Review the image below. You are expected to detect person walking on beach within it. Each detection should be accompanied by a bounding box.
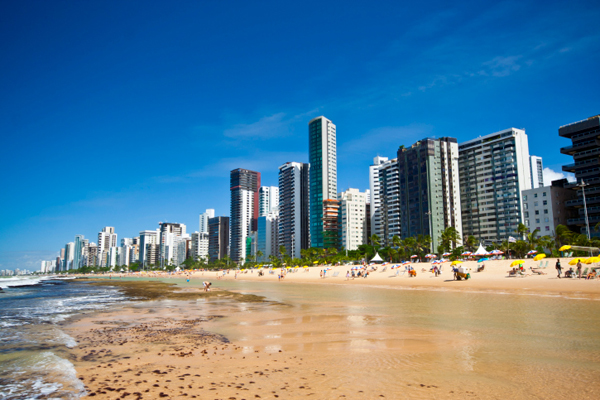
[346,271,350,280]
[556,259,562,278]
[320,270,323,279]
[577,260,582,278]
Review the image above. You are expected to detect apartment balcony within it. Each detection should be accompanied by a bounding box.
[567,216,600,225]
[560,139,600,155]
[565,196,600,207]
[562,158,600,173]
[563,176,600,189]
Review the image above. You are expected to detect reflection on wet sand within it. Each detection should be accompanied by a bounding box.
[68,279,600,399]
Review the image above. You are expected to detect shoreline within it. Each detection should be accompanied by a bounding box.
[76,257,600,299]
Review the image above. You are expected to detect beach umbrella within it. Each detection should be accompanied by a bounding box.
[451,260,463,266]
[477,258,489,262]
[569,258,586,265]
[425,254,437,259]
[402,260,411,264]
[510,260,525,267]
[313,261,319,264]
[461,251,472,256]
[410,255,418,258]
[442,252,451,257]
[490,249,504,255]
[526,250,537,255]
[533,254,546,261]
[303,265,309,268]
[559,245,572,252]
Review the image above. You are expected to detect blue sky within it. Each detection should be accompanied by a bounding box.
[1,0,599,271]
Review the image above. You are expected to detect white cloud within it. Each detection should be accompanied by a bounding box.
[339,124,432,159]
[223,113,291,139]
[543,167,575,185]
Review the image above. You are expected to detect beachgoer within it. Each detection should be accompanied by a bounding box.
[577,261,582,278]
[203,281,211,292]
[351,270,355,279]
[556,259,562,278]
[320,270,323,279]
[346,271,350,280]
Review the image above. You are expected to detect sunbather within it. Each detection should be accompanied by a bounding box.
[530,267,546,275]
[587,270,597,280]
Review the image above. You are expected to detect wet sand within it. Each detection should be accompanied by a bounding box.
[66,277,600,399]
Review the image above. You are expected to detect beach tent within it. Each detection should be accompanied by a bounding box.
[473,244,489,256]
[370,252,384,263]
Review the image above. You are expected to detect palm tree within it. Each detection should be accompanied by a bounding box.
[256,250,264,262]
[527,229,540,250]
[554,224,574,250]
[370,234,381,249]
[517,223,528,239]
[440,227,461,252]
[465,235,477,252]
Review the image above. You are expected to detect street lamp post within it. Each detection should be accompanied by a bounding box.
[578,180,591,241]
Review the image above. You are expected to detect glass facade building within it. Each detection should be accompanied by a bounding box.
[308,116,337,248]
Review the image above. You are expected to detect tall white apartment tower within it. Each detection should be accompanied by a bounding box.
[338,188,368,251]
[278,162,310,259]
[309,116,337,248]
[139,229,159,267]
[98,227,117,267]
[199,209,215,233]
[159,222,187,266]
[369,156,389,240]
[259,186,279,217]
[529,156,544,188]
[459,128,532,244]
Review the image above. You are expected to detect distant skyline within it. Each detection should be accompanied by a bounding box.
[1,0,599,270]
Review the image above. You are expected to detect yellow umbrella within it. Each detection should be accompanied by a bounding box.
[559,245,571,251]
[451,260,462,266]
[313,261,319,264]
[568,258,586,265]
[510,260,525,267]
[303,265,309,268]
[533,254,546,261]
[583,257,597,264]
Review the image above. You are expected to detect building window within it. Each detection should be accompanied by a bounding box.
[545,217,549,222]
[535,210,539,215]
[525,220,529,226]
[544,209,548,214]
[545,226,550,231]
[543,200,547,205]
[525,211,529,218]
[536,219,540,223]
[543,192,547,197]
[534,193,538,198]
[534,201,538,206]
[523,195,528,201]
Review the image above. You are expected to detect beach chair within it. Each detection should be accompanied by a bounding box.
[381,266,387,272]
[582,268,588,278]
[332,271,340,277]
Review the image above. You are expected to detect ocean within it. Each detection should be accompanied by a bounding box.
[0,277,128,400]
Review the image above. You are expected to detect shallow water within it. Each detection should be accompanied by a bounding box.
[0,279,128,399]
[182,279,600,399]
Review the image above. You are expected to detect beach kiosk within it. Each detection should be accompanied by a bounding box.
[370,252,384,263]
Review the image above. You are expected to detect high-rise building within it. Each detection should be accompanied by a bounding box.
[338,188,368,251]
[559,114,600,236]
[159,223,187,266]
[309,116,337,248]
[98,227,118,267]
[64,242,75,270]
[323,199,341,249]
[87,243,98,267]
[369,156,389,240]
[530,156,544,188]
[459,128,531,244]
[199,209,215,233]
[191,232,209,260]
[230,168,261,262]
[397,137,462,252]
[139,230,159,267]
[375,157,400,247]
[521,179,577,236]
[259,186,279,217]
[257,211,279,261]
[278,162,310,259]
[146,244,160,266]
[73,235,85,270]
[208,216,230,262]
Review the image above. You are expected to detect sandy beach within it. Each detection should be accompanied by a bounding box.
[64,262,600,400]
[165,257,600,299]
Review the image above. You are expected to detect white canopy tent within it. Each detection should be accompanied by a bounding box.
[473,244,489,256]
[370,252,384,263]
